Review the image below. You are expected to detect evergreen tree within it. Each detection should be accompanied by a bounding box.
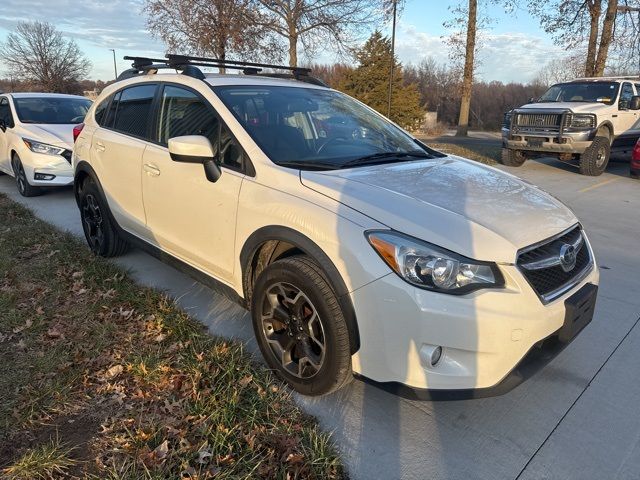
[338,31,424,130]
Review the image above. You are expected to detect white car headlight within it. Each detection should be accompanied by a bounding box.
[22,138,66,156]
[366,231,504,294]
[569,114,596,129]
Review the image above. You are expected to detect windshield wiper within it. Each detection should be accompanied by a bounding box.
[276,160,339,171]
[339,151,433,169]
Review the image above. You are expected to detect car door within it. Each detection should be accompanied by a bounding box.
[613,82,639,149]
[141,84,245,282]
[0,96,15,174]
[90,83,157,235]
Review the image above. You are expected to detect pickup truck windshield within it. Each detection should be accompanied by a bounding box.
[538,82,620,105]
[213,85,436,169]
[14,97,92,124]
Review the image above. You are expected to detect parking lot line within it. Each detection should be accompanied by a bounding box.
[578,178,618,193]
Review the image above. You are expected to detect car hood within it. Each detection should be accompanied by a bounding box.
[19,123,74,149]
[518,102,611,114]
[300,156,577,263]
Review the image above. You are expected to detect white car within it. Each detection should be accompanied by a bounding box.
[73,56,599,398]
[0,93,91,196]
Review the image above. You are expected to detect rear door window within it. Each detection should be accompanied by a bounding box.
[110,84,157,139]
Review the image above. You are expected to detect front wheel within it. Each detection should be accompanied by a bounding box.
[579,136,610,176]
[251,256,352,396]
[500,148,526,167]
[78,177,129,257]
[12,155,42,197]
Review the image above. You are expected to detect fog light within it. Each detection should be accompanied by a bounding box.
[34,173,56,181]
[430,346,443,366]
[420,344,443,368]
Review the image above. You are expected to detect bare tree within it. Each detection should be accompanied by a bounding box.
[144,0,278,72]
[254,0,384,67]
[0,21,90,93]
[530,0,639,77]
[454,0,477,137]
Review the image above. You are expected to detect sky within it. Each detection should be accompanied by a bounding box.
[0,0,568,84]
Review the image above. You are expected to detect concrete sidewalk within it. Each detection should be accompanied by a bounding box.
[0,156,638,480]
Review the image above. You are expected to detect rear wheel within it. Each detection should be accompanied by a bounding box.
[500,148,526,167]
[12,155,42,197]
[78,177,129,257]
[251,256,352,396]
[579,136,610,176]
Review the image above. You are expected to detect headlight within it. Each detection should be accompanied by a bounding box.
[366,231,504,294]
[569,114,596,129]
[22,138,65,156]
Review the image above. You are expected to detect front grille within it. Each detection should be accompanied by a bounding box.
[513,112,565,134]
[61,149,72,164]
[517,226,592,302]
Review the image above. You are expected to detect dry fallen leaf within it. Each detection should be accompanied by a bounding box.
[13,319,32,334]
[46,326,62,338]
[238,375,253,388]
[104,365,124,380]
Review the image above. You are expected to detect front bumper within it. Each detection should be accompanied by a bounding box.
[349,261,599,395]
[502,128,595,154]
[22,151,74,186]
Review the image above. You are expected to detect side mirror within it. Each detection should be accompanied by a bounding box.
[528,97,537,104]
[168,135,222,183]
[631,96,640,110]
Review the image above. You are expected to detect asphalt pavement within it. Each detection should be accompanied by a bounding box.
[0,153,638,480]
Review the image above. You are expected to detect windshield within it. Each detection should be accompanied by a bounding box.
[213,85,435,169]
[538,82,620,105]
[14,97,92,124]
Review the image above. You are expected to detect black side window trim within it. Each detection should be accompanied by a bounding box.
[154,82,255,177]
[100,83,159,142]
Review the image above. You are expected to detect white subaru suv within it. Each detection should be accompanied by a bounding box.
[72,56,599,399]
[0,93,92,196]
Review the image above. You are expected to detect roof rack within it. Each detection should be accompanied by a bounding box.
[117,54,327,87]
[572,75,640,81]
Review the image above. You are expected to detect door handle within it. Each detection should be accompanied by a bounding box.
[95,142,105,152]
[143,163,161,176]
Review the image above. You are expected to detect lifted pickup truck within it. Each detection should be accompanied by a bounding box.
[501,77,640,176]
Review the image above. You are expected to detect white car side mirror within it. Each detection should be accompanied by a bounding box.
[168,135,221,183]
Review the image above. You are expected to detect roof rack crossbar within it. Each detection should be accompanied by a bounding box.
[165,54,312,76]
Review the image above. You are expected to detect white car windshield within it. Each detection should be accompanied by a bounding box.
[14,97,92,124]
[538,82,620,105]
[213,85,439,169]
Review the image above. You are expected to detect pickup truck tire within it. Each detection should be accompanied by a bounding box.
[579,136,610,176]
[251,255,352,396]
[500,148,526,167]
[78,176,129,257]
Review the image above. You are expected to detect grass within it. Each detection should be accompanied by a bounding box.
[427,142,501,165]
[3,438,78,480]
[0,194,343,479]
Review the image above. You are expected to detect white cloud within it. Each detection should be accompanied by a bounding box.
[393,23,567,84]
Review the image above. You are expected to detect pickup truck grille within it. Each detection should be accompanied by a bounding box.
[517,225,592,303]
[515,113,562,129]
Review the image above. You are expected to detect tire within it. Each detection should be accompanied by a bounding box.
[251,255,352,396]
[579,136,610,176]
[78,176,129,257]
[12,155,42,197]
[500,148,526,167]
